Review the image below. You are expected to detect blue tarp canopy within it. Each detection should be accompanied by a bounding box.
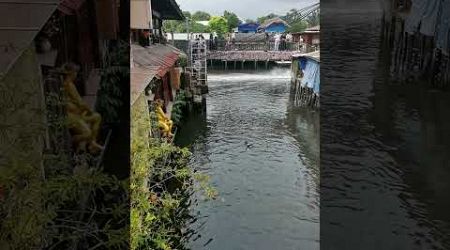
[238,23,259,33]
[263,23,286,33]
[300,57,320,94]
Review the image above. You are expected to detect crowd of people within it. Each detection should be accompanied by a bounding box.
[182,31,305,52]
[273,32,293,51]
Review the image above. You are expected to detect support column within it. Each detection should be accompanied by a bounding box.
[234,60,236,70]
[225,60,228,70]
[254,60,257,70]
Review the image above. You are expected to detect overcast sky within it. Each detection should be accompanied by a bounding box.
[177,0,319,20]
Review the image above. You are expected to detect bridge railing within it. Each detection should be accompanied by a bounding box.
[208,40,302,52]
[208,40,319,53]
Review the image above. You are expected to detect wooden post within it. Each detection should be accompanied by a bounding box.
[254,60,257,70]
[234,60,236,70]
[242,60,244,69]
[265,60,268,69]
[225,60,228,70]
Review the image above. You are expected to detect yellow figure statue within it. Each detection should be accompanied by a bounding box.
[154,99,173,138]
[61,63,103,154]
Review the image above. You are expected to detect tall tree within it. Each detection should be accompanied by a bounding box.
[190,23,208,33]
[287,20,308,33]
[208,16,228,36]
[192,11,211,21]
[306,10,320,27]
[223,10,241,32]
[183,11,191,19]
[257,13,278,25]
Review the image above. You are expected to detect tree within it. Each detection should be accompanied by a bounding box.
[192,11,211,21]
[190,22,208,33]
[208,16,228,35]
[183,11,191,19]
[287,20,308,33]
[223,10,241,32]
[306,10,320,27]
[284,9,301,24]
[163,20,184,33]
[257,13,278,25]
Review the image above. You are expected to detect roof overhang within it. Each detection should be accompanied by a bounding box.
[151,0,184,20]
[292,50,320,62]
[0,0,59,78]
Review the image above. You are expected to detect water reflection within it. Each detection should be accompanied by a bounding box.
[321,2,450,249]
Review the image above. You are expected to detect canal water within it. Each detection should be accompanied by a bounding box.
[321,3,450,250]
[175,68,320,250]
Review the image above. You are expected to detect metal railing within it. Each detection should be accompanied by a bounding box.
[209,40,300,51]
[208,40,318,53]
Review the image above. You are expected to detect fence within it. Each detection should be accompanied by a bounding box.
[210,40,300,51]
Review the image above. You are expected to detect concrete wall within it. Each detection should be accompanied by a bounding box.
[131,0,152,29]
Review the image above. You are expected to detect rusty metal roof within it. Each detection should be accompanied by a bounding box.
[0,0,59,78]
[131,65,158,105]
[130,43,184,105]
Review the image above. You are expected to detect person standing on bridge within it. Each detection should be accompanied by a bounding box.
[274,33,281,51]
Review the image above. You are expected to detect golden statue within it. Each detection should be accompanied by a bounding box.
[154,99,173,138]
[61,63,103,154]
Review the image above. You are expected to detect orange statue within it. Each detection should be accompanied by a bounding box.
[61,63,103,154]
[154,99,174,138]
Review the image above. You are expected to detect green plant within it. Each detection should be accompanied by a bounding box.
[208,16,228,35]
[171,90,187,126]
[177,55,188,68]
[223,10,240,32]
[131,96,216,250]
[95,40,129,124]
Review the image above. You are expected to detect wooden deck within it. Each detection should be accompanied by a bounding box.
[207,50,298,62]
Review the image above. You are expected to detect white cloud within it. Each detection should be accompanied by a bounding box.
[177,0,318,19]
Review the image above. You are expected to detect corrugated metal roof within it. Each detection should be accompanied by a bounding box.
[292,50,320,62]
[305,25,320,31]
[131,65,158,105]
[259,17,289,29]
[0,0,59,78]
[130,43,185,105]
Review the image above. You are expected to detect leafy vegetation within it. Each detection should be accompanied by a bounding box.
[163,7,319,35]
[0,53,128,249]
[191,11,211,21]
[257,13,279,25]
[171,90,187,126]
[95,40,129,124]
[208,16,228,35]
[223,10,241,32]
[131,96,216,250]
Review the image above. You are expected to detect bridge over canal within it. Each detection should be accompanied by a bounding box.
[207,50,299,69]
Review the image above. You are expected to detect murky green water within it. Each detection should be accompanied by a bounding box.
[175,68,319,250]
